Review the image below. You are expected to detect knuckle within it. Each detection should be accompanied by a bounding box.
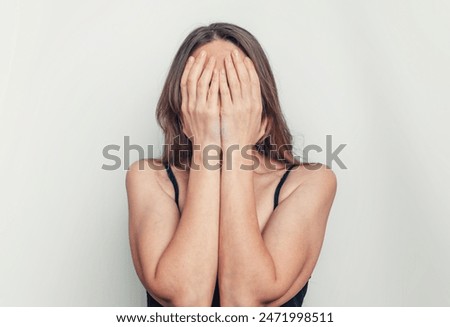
[240,75,250,84]
[208,88,216,97]
[187,75,197,85]
[197,88,206,98]
[197,79,207,88]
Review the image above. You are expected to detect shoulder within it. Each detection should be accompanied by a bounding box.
[285,162,337,206]
[125,158,171,197]
[290,162,336,186]
[126,158,164,182]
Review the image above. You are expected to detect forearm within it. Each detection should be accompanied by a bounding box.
[155,150,220,305]
[218,150,277,306]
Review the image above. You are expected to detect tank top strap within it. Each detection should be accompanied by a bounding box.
[164,163,180,212]
[166,163,297,212]
[273,164,297,210]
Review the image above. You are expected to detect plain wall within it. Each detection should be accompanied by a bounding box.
[1,0,449,306]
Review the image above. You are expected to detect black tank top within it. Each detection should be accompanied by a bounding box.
[146,163,309,307]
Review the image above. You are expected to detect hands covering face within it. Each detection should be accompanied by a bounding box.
[180,49,267,148]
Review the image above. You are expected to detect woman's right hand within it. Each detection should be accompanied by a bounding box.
[180,50,221,148]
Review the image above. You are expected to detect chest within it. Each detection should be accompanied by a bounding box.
[175,173,283,231]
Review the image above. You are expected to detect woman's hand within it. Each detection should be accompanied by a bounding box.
[180,50,221,148]
[219,50,267,148]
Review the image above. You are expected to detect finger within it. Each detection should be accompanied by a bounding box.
[219,68,232,109]
[207,68,219,106]
[197,56,216,104]
[231,49,251,97]
[180,56,195,112]
[224,52,241,102]
[187,50,208,110]
[243,57,262,108]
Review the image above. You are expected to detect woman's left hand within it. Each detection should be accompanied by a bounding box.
[219,50,267,149]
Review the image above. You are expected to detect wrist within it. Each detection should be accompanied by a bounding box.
[221,144,258,171]
[191,144,222,171]
[193,138,221,149]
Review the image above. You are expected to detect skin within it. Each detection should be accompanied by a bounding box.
[126,40,337,306]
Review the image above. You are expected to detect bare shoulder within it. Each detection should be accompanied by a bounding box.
[285,162,337,205]
[292,162,336,187]
[125,158,172,199]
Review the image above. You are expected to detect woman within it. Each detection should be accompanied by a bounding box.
[126,22,337,307]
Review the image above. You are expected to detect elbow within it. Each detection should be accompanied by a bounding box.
[169,291,213,307]
[219,282,284,307]
[221,297,264,307]
[221,295,283,307]
[146,280,214,307]
[219,287,278,307]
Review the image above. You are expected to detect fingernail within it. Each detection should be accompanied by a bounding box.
[200,50,206,57]
[188,56,194,63]
[233,49,239,57]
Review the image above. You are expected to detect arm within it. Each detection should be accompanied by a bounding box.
[127,51,221,306]
[219,151,268,306]
[219,160,336,306]
[217,50,337,306]
[127,156,220,306]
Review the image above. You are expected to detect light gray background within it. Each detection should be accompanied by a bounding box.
[1,0,449,306]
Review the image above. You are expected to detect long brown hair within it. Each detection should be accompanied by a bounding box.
[156,22,299,169]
